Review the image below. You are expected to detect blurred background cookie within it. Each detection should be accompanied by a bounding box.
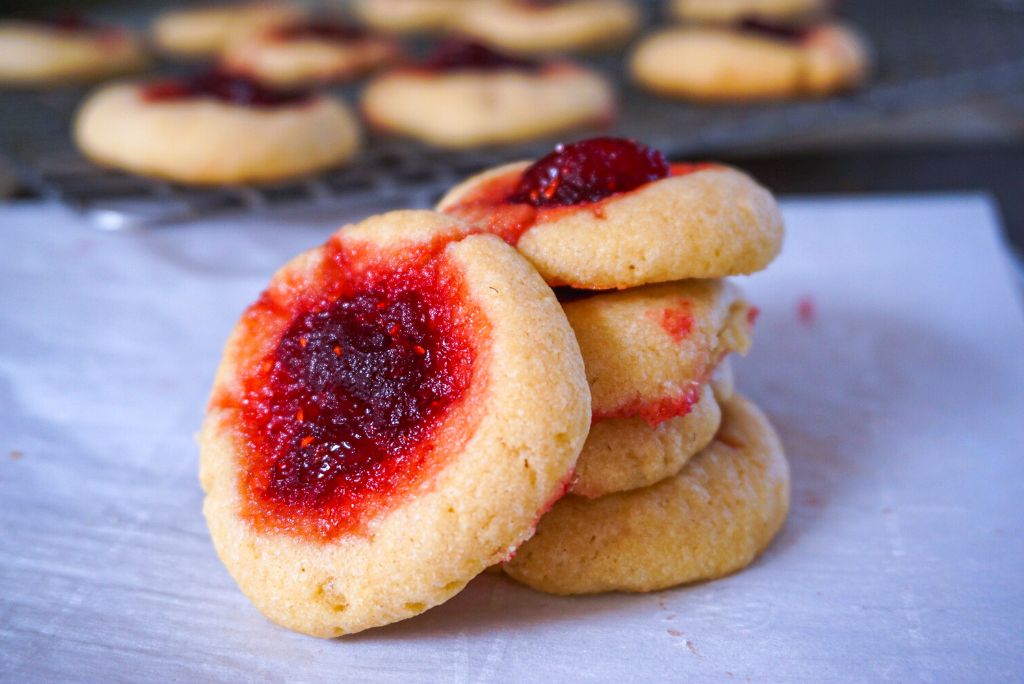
[362,40,614,148]
[453,0,640,54]
[350,0,468,34]
[630,20,870,100]
[74,71,360,184]
[151,2,305,58]
[669,0,829,23]
[222,18,399,85]
[0,15,147,86]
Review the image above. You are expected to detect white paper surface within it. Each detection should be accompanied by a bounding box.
[1,195,1023,683]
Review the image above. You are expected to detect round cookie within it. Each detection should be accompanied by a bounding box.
[0,18,147,86]
[152,3,305,58]
[222,19,399,86]
[571,384,721,499]
[561,280,753,425]
[630,22,870,101]
[200,210,591,636]
[437,137,784,289]
[452,0,639,55]
[74,72,360,185]
[669,0,829,23]
[362,40,613,148]
[503,393,790,594]
[350,0,468,33]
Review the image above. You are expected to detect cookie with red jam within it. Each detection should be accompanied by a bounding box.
[0,16,147,85]
[437,137,784,289]
[503,393,790,594]
[361,39,614,148]
[74,71,360,185]
[560,281,754,497]
[151,3,305,58]
[630,21,870,101]
[200,211,590,636]
[221,19,399,86]
[452,0,639,55]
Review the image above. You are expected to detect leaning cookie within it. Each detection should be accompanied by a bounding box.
[152,3,305,58]
[362,40,613,148]
[351,0,468,33]
[74,71,360,185]
[221,19,399,86]
[453,0,639,55]
[438,137,783,289]
[669,0,829,23]
[504,393,789,594]
[200,210,591,636]
[0,17,147,86]
[630,21,869,101]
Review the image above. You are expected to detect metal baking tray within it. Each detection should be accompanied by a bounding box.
[2,0,1023,228]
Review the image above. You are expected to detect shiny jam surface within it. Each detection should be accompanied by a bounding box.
[442,138,710,253]
[508,137,671,208]
[419,39,540,73]
[141,71,312,107]
[271,20,368,42]
[737,17,812,42]
[224,239,486,541]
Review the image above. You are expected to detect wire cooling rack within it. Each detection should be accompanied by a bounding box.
[2,0,1024,228]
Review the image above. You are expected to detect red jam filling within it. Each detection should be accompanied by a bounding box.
[221,239,486,541]
[509,137,671,208]
[141,71,312,108]
[737,17,813,43]
[655,300,694,343]
[594,382,704,428]
[442,138,712,253]
[41,12,101,33]
[271,20,368,43]
[418,39,540,73]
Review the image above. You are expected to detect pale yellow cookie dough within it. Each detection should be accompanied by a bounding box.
[438,162,784,288]
[362,64,613,148]
[74,82,361,185]
[152,3,305,57]
[200,211,591,636]
[0,21,147,85]
[503,393,790,594]
[351,0,468,33]
[630,23,869,101]
[453,0,639,54]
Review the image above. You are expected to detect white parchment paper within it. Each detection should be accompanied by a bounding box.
[1,195,1022,683]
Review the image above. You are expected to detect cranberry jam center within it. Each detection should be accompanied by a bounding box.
[141,71,312,107]
[237,249,479,540]
[508,137,671,207]
[420,39,540,73]
[272,20,368,43]
[737,17,812,42]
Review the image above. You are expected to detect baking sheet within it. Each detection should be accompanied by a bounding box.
[1,194,1023,682]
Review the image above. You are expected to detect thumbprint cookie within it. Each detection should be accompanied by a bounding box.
[152,3,306,58]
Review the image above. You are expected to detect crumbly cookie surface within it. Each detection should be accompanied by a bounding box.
[200,211,590,636]
[503,393,790,594]
[438,161,784,288]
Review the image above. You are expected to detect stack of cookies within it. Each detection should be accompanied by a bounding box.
[200,136,789,637]
[437,137,789,594]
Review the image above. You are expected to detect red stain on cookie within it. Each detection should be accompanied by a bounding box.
[797,296,816,326]
[218,235,492,542]
[594,383,702,428]
[653,299,693,342]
